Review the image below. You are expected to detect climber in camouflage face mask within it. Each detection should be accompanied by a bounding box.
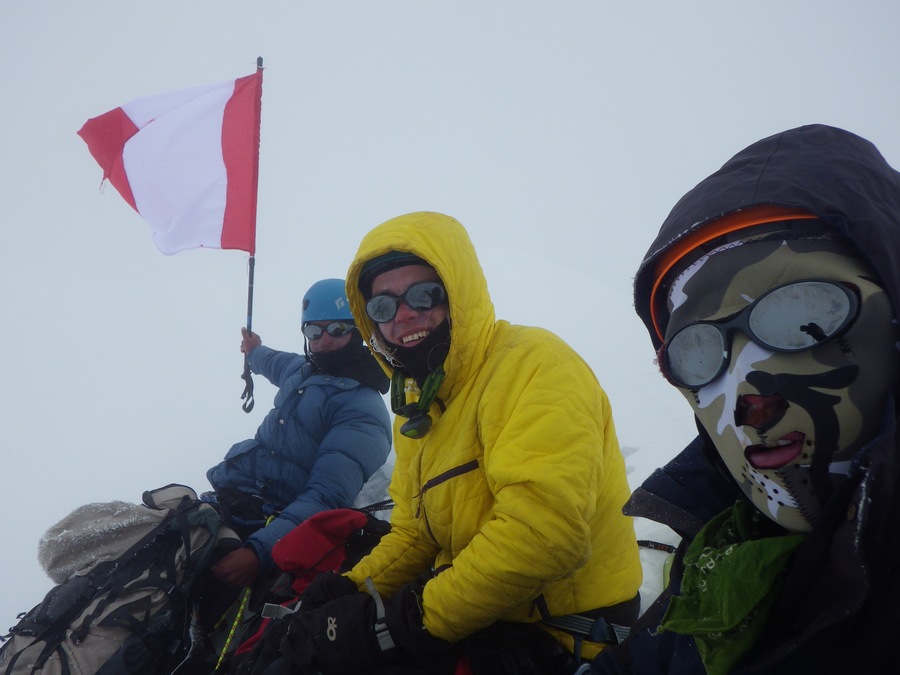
[595,126,900,675]
[658,224,899,532]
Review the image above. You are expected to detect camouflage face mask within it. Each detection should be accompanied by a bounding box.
[663,232,899,532]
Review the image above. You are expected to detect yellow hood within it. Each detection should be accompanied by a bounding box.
[347,211,496,403]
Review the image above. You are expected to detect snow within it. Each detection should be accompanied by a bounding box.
[38,501,162,584]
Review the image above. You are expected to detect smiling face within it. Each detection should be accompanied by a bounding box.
[369,264,449,348]
[663,233,899,532]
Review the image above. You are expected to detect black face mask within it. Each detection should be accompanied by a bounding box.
[387,319,451,381]
[309,334,365,373]
[309,335,391,394]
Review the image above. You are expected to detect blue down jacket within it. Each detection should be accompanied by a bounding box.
[206,345,392,570]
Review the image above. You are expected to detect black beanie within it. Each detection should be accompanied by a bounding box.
[359,251,430,299]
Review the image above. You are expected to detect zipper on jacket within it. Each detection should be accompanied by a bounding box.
[415,459,479,542]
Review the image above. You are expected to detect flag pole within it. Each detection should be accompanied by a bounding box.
[241,255,256,412]
[240,56,264,413]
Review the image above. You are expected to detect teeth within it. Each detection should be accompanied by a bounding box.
[402,331,428,344]
[771,439,794,448]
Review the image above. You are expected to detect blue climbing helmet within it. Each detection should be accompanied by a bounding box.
[301,278,354,323]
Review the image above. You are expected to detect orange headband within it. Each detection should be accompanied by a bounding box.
[649,205,818,341]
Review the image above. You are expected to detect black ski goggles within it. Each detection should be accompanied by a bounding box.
[365,281,447,324]
[662,280,859,389]
[301,321,355,340]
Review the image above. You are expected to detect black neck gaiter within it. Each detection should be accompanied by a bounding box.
[387,319,451,383]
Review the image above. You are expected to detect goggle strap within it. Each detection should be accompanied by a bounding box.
[649,207,818,340]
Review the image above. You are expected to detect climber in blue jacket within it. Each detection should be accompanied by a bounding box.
[207,278,392,587]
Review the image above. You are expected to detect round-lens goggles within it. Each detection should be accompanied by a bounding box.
[302,321,355,340]
[663,280,859,389]
[366,281,447,324]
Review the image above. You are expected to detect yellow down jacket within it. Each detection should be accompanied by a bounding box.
[345,212,641,650]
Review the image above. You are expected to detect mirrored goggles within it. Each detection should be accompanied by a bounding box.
[366,281,447,323]
[662,280,859,388]
[301,321,355,340]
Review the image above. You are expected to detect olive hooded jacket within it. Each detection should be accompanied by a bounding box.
[343,212,641,647]
[596,124,900,673]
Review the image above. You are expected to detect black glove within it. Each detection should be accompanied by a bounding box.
[281,591,384,674]
[383,581,454,663]
[237,616,293,675]
[299,572,360,613]
[460,621,580,675]
[235,575,358,675]
[278,579,453,674]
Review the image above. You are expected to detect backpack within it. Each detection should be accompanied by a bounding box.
[0,484,221,675]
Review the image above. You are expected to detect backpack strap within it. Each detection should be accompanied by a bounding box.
[365,577,395,653]
[542,613,629,647]
[70,507,192,642]
[536,593,641,661]
[2,636,71,675]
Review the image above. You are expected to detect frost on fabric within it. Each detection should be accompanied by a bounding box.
[353,455,394,522]
[37,500,164,584]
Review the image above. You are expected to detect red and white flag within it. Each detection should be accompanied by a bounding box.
[78,70,262,255]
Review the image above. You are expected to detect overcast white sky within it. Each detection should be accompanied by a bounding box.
[3,1,900,627]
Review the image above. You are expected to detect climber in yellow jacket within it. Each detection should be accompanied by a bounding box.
[270,212,642,675]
